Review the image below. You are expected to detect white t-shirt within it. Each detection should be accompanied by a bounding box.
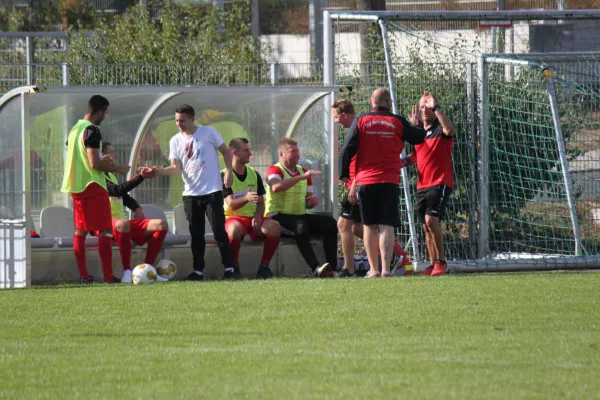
[169,126,225,196]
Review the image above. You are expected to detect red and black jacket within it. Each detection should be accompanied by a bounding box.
[339,106,425,185]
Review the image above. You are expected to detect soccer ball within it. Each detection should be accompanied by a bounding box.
[132,263,157,284]
[155,259,177,280]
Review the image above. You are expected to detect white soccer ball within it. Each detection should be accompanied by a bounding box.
[132,263,157,285]
[155,259,177,280]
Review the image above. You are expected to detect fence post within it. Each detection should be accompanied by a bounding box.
[270,63,279,86]
[309,0,324,74]
[477,54,490,259]
[251,0,260,38]
[62,63,70,86]
[466,62,478,259]
[26,36,34,86]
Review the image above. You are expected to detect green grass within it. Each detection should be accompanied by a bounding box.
[1,273,599,399]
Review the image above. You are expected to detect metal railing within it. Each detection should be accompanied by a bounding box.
[0,62,324,94]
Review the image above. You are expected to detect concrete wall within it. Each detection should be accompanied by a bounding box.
[31,243,326,284]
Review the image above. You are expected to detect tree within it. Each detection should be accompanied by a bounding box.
[65,1,264,85]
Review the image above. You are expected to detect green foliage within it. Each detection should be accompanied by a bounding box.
[0,1,265,88]
[67,1,261,64]
[0,1,96,32]
[64,1,264,85]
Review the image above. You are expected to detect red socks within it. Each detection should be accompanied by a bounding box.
[261,235,280,265]
[98,236,114,281]
[229,239,242,265]
[116,231,132,271]
[144,230,167,266]
[73,234,89,279]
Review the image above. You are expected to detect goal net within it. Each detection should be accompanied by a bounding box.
[326,10,600,271]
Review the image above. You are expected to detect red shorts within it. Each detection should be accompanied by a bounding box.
[225,216,268,242]
[72,183,112,232]
[112,218,151,246]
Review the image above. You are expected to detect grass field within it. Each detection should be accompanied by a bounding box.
[1,272,599,399]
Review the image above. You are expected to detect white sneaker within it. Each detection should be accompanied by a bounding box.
[121,269,132,283]
[156,275,168,282]
[314,263,332,277]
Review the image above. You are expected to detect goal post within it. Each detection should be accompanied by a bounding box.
[324,9,600,271]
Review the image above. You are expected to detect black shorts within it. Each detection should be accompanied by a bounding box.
[415,184,452,223]
[340,193,362,223]
[357,183,400,226]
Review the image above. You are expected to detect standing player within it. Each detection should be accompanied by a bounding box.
[156,104,237,281]
[339,88,425,278]
[409,91,455,276]
[222,138,281,279]
[265,138,338,277]
[102,142,168,283]
[60,95,130,284]
[333,99,412,278]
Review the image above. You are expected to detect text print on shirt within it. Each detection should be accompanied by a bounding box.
[365,119,396,136]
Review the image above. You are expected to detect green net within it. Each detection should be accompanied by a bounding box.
[484,57,600,259]
[332,12,600,266]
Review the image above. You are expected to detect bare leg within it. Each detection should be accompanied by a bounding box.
[378,225,394,275]
[352,223,364,239]
[363,224,379,275]
[425,215,445,262]
[338,217,356,273]
[423,223,438,264]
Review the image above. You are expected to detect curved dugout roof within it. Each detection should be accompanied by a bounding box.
[0,86,337,215]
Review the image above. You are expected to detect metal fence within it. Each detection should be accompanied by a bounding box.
[4,0,140,12]
[0,62,324,95]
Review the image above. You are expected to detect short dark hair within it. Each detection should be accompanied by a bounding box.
[279,137,298,149]
[175,104,195,117]
[87,95,110,115]
[101,141,112,152]
[228,137,249,152]
[332,99,355,115]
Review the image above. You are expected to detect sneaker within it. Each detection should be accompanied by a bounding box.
[421,265,434,276]
[79,276,94,284]
[233,265,244,279]
[365,271,381,279]
[337,268,357,278]
[223,269,236,280]
[431,261,447,276]
[389,253,403,272]
[186,271,204,281]
[381,271,393,278]
[314,263,333,278]
[103,276,120,284]
[121,269,132,283]
[256,264,274,279]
